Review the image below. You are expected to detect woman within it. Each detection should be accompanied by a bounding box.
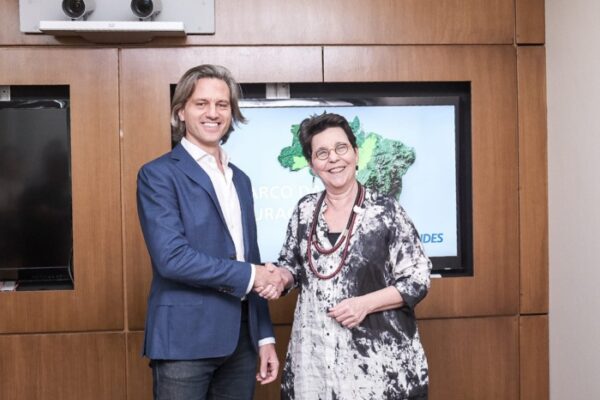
[275,113,431,399]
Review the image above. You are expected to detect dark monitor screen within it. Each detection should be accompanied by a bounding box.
[0,99,73,287]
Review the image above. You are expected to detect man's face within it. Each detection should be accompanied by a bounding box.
[178,78,232,152]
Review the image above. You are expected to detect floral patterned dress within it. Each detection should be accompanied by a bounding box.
[278,187,431,400]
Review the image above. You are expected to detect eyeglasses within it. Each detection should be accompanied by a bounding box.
[313,143,350,160]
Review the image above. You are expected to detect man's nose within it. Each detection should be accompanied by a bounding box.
[206,103,218,117]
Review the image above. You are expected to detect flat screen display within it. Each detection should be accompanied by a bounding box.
[226,83,472,276]
[0,99,73,285]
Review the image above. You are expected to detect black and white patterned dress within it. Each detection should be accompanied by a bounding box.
[278,187,431,400]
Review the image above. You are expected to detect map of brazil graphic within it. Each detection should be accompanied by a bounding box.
[277,115,416,199]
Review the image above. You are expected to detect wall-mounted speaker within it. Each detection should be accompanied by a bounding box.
[61,0,95,20]
[130,0,161,21]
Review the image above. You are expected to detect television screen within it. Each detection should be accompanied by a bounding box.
[0,98,73,288]
[226,83,472,276]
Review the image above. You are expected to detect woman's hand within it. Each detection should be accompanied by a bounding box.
[327,296,371,329]
[327,287,405,328]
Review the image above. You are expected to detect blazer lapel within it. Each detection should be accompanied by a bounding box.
[232,166,253,261]
[170,143,228,227]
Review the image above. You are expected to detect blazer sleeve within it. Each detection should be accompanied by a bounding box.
[253,293,275,341]
[137,162,252,298]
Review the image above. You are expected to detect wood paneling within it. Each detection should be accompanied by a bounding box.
[120,47,323,330]
[516,0,546,44]
[420,316,519,400]
[1,1,549,398]
[520,315,549,400]
[0,48,123,333]
[127,332,151,400]
[1,0,515,46]
[0,333,126,400]
[269,292,298,325]
[518,46,548,314]
[180,0,515,45]
[324,46,519,318]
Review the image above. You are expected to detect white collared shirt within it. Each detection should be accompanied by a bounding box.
[181,137,254,293]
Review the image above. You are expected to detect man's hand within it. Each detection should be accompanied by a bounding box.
[253,263,286,299]
[256,343,279,385]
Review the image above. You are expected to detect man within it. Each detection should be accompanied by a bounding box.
[137,64,285,399]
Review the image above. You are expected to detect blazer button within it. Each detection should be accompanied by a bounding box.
[229,254,236,260]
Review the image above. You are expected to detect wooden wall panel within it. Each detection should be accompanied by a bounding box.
[516,0,546,44]
[520,315,549,400]
[420,316,519,400]
[120,47,323,330]
[0,48,123,333]
[1,0,514,46]
[0,333,126,400]
[518,46,548,314]
[1,2,549,399]
[177,0,515,45]
[127,332,151,400]
[324,46,519,318]
[269,292,298,325]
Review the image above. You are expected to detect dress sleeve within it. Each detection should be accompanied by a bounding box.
[389,202,432,309]
[277,202,304,290]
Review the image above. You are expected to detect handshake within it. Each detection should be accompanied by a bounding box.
[253,263,293,300]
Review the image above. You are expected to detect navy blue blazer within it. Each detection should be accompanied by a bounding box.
[137,143,274,360]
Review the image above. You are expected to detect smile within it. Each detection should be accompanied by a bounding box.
[328,166,345,173]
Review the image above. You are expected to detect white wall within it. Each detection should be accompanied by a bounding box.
[546,1,600,399]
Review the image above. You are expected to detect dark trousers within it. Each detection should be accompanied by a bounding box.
[151,309,256,400]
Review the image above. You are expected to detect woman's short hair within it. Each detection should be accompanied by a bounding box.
[170,64,247,144]
[298,113,358,162]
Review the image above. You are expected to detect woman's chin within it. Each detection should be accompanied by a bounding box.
[323,177,355,191]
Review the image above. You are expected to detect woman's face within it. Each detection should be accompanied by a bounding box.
[309,127,358,193]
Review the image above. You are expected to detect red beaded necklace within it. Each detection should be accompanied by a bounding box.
[306,183,365,280]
